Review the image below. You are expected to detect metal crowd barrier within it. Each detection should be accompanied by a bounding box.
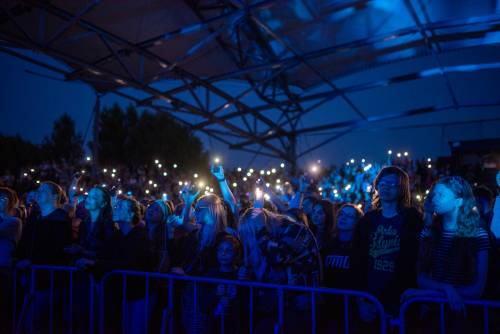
[12,265,96,334]
[397,297,500,334]
[99,270,387,334]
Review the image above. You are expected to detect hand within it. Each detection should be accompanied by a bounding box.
[180,184,200,205]
[16,259,31,270]
[254,188,264,209]
[444,285,465,315]
[401,288,434,303]
[75,258,95,270]
[238,266,251,280]
[171,267,185,275]
[357,298,377,323]
[64,244,84,255]
[210,163,225,182]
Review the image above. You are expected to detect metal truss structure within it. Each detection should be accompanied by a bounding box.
[1,1,500,169]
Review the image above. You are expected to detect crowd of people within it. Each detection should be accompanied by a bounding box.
[0,154,499,333]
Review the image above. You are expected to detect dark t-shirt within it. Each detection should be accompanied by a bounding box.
[367,213,402,301]
[322,238,354,289]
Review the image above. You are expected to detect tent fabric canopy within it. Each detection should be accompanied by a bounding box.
[1,0,500,162]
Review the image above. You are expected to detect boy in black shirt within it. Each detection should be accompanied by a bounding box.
[351,167,423,320]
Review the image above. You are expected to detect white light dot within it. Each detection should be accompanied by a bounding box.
[404,152,408,156]
[387,150,392,155]
[232,183,237,188]
[243,177,248,181]
[149,180,153,185]
[266,171,271,175]
[397,153,402,158]
[103,168,107,173]
[260,170,265,175]
[427,164,432,169]
[86,156,91,161]
[158,164,162,168]
[350,159,355,163]
[193,173,198,178]
[271,168,276,174]
[237,167,242,172]
[112,169,116,173]
[173,164,178,169]
[154,159,159,164]
[280,163,285,168]
[276,179,281,184]
[249,168,254,173]
[145,189,150,194]
[154,184,158,188]
[163,172,168,176]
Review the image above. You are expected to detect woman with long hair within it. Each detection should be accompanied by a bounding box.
[177,192,232,334]
[238,208,321,334]
[66,186,115,268]
[310,199,336,250]
[322,203,363,289]
[402,176,490,313]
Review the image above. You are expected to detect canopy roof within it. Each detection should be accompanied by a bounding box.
[1,0,500,163]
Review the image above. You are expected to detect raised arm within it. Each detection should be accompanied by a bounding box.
[211,164,238,217]
[180,184,200,232]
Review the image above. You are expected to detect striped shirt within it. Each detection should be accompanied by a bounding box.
[422,228,490,286]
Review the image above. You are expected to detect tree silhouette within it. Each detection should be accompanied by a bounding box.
[42,113,84,164]
[0,134,42,174]
[93,104,208,170]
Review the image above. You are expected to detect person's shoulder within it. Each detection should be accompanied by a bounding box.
[2,215,21,225]
[357,209,380,226]
[48,208,70,221]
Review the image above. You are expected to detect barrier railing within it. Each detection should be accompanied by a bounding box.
[98,270,388,334]
[397,297,500,334]
[20,266,500,334]
[12,265,95,334]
